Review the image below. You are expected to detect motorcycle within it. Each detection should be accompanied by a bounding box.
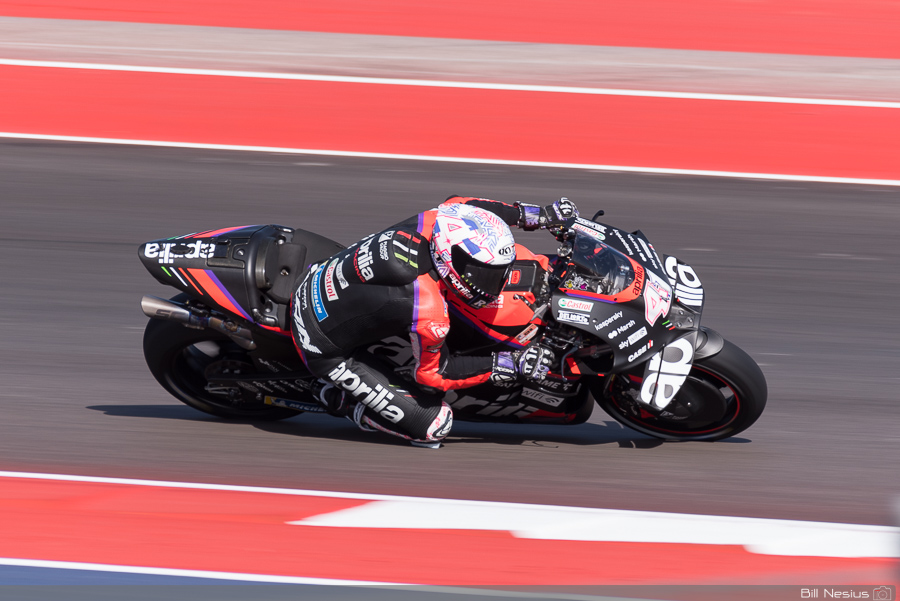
[138,211,767,442]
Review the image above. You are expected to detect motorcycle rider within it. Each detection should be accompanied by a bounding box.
[290,196,579,447]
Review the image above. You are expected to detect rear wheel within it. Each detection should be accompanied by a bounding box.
[593,338,767,441]
[143,302,301,420]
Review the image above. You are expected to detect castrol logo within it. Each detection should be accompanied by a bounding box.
[558,298,593,312]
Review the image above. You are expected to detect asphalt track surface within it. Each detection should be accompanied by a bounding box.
[1,139,898,529]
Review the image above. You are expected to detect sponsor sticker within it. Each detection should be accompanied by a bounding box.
[430,322,450,341]
[143,241,216,264]
[612,229,634,255]
[558,297,593,312]
[628,340,654,362]
[335,260,350,289]
[572,222,606,241]
[513,323,539,345]
[627,326,648,345]
[264,396,325,413]
[558,311,590,325]
[311,264,328,321]
[664,255,704,308]
[354,235,376,281]
[521,387,565,408]
[484,294,505,309]
[323,259,339,301]
[606,318,635,340]
[327,362,405,423]
[595,310,623,331]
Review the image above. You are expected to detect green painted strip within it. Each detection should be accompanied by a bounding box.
[393,253,409,263]
[161,266,172,277]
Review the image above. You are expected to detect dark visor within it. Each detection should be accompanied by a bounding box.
[452,244,512,297]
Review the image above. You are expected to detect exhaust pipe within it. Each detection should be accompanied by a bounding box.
[141,295,257,350]
[141,295,193,323]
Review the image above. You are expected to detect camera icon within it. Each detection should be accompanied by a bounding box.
[873,586,893,600]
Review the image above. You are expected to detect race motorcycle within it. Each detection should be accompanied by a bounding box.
[138,211,767,442]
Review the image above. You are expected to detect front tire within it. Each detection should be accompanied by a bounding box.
[143,307,300,420]
[593,338,767,441]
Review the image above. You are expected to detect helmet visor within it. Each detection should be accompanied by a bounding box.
[451,244,512,298]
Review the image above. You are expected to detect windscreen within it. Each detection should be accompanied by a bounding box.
[567,232,636,296]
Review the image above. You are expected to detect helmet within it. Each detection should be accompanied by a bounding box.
[430,203,516,308]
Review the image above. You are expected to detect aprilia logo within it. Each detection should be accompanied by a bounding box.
[355,236,376,281]
[144,241,215,264]
[327,362,405,423]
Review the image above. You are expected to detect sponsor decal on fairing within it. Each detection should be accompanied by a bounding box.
[557,311,590,325]
[572,222,606,241]
[558,297,593,312]
[612,229,634,255]
[617,326,648,350]
[520,387,566,408]
[143,241,216,264]
[627,326,648,345]
[627,340,654,363]
[606,318,635,340]
[640,336,695,409]
[513,323,539,345]
[595,310,623,331]
[664,256,704,308]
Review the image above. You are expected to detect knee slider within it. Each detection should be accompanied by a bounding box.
[423,402,453,442]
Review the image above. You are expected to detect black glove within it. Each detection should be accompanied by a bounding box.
[491,344,556,385]
[516,197,579,231]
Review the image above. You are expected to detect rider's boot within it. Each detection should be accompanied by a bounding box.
[309,379,351,417]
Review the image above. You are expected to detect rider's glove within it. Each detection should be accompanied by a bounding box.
[515,198,579,232]
[491,344,556,385]
[542,197,579,231]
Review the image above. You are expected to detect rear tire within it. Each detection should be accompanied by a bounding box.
[593,338,767,441]
[143,300,301,420]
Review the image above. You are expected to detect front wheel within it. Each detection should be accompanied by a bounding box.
[143,306,301,420]
[593,338,767,441]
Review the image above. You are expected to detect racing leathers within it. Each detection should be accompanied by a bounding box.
[290,196,573,445]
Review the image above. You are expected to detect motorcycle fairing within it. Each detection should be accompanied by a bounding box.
[575,217,668,282]
[550,230,706,372]
[139,224,344,330]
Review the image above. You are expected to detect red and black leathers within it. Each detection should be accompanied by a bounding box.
[290,196,524,443]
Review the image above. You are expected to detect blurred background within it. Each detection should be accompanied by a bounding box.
[0,0,898,596]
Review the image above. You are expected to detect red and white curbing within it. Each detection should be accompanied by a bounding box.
[0,471,895,586]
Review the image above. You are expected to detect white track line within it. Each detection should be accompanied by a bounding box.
[2,58,898,108]
[2,470,897,559]
[2,133,899,187]
[0,557,401,585]
[293,500,899,559]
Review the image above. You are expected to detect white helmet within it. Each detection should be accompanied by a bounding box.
[430,203,516,308]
